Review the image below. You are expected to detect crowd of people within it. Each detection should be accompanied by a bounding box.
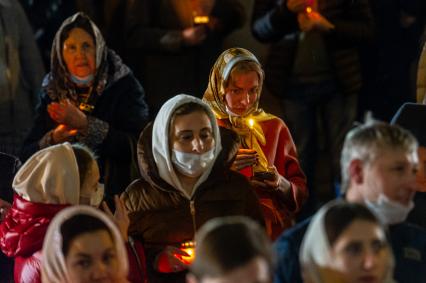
[0,0,426,282]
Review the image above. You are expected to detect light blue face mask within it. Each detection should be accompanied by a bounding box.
[70,74,94,86]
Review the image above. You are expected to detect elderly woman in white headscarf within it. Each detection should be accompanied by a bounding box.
[300,201,395,283]
[42,205,129,283]
[0,142,103,283]
[122,94,264,283]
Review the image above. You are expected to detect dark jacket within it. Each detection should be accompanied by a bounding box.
[21,51,149,197]
[273,218,426,283]
[251,0,374,97]
[122,124,265,283]
[123,0,245,113]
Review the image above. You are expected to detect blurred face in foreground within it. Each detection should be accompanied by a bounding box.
[327,220,391,283]
[65,230,120,283]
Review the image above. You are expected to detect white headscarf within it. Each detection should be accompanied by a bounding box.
[300,200,395,283]
[13,143,80,204]
[41,205,128,283]
[151,94,222,199]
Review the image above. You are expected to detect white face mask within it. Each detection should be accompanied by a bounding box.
[171,148,215,178]
[90,183,105,207]
[365,194,414,225]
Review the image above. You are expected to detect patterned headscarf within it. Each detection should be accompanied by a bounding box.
[203,47,276,171]
[45,12,108,102]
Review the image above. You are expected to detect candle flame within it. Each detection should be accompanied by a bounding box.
[177,241,196,265]
[306,6,312,13]
[194,16,209,24]
[248,119,255,129]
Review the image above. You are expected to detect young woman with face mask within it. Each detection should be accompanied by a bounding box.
[0,143,101,283]
[122,94,264,283]
[0,143,147,283]
[300,201,395,283]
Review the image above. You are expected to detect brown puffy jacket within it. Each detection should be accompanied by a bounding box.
[122,124,264,283]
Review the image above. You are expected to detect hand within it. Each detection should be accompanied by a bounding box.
[231,149,258,171]
[51,124,78,144]
[286,0,309,13]
[155,246,190,273]
[298,11,334,32]
[251,166,291,193]
[102,195,129,242]
[0,198,11,222]
[182,26,207,46]
[48,99,88,131]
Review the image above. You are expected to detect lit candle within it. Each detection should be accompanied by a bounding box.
[248,119,254,149]
[194,15,209,24]
[306,6,312,13]
[179,241,196,265]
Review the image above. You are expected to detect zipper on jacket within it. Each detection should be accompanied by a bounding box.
[190,200,196,237]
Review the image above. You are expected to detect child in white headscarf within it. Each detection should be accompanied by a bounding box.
[41,205,129,283]
[300,201,395,283]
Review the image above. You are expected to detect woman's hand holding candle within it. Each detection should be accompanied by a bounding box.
[155,246,190,273]
[231,148,258,171]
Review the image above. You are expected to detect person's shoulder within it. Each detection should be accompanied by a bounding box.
[275,217,312,248]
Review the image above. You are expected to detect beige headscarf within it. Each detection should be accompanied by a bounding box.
[13,143,80,204]
[41,205,128,283]
[203,47,276,171]
[300,200,395,283]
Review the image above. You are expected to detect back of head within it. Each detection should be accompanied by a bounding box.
[340,118,418,193]
[12,143,96,204]
[190,216,273,280]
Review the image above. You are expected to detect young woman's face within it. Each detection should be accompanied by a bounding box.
[65,230,120,283]
[171,111,215,154]
[224,71,259,116]
[189,257,271,283]
[328,220,391,283]
[62,27,96,78]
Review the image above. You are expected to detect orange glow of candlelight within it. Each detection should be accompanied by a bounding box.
[177,241,196,265]
[248,119,254,129]
[306,6,312,13]
[194,16,209,24]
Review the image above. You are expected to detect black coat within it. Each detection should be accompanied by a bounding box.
[251,0,374,97]
[21,52,149,197]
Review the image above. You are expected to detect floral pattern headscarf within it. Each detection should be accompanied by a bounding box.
[45,12,108,102]
[203,48,276,171]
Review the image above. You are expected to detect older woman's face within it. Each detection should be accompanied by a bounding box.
[224,71,259,116]
[329,220,391,283]
[171,111,215,154]
[62,27,96,78]
[65,230,120,283]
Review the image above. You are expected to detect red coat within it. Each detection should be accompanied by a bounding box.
[0,194,68,283]
[0,194,147,283]
[218,118,308,239]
